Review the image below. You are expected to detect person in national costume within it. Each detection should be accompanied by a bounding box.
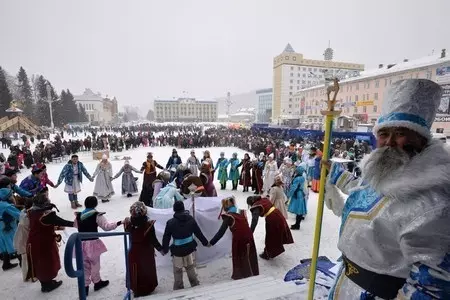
[262,153,278,196]
[287,165,308,230]
[210,196,259,280]
[74,196,121,295]
[215,152,229,190]
[162,201,209,290]
[228,153,242,191]
[92,154,115,203]
[55,154,93,209]
[324,79,450,300]
[152,170,171,201]
[251,157,264,195]
[200,161,217,197]
[112,160,142,197]
[153,180,184,209]
[186,150,201,176]
[13,197,35,281]
[246,195,293,260]
[269,175,288,219]
[311,147,323,193]
[139,152,164,207]
[277,157,294,195]
[19,165,44,196]
[27,191,74,293]
[124,201,163,297]
[239,153,252,192]
[166,149,182,182]
[0,177,21,271]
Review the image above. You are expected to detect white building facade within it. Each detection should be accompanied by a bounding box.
[74,89,118,124]
[154,97,218,122]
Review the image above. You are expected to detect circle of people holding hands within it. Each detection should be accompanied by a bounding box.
[0,143,324,298]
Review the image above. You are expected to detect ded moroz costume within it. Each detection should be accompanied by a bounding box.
[325,79,450,299]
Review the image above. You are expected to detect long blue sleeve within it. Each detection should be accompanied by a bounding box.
[12,184,32,198]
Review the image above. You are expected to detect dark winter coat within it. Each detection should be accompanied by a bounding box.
[162,210,208,257]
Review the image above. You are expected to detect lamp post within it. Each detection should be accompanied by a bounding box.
[46,82,55,130]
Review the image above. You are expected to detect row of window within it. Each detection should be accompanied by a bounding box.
[81,103,95,110]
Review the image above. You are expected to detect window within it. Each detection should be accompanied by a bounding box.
[308,68,312,71]
[363,94,366,101]
[308,81,311,85]
[298,67,301,71]
[356,83,359,90]
[346,107,350,113]
[298,73,301,77]
[289,104,292,108]
[346,86,349,92]
[384,78,388,86]
[373,105,378,113]
[297,86,300,90]
[375,80,379,88]
[349,96,352,102]
[290,66,294,71]
[363,106,367,113]
[354,107,358,113]
[416,73,419,79]
[290,86,293,90]
[290,80,293,83]
[314,68,317,72]
[289,98,292,102]
[303,67,307,71]
[290,73,293,77]
[366,82,370,89]
[302,80,306,84]
[285,56,289,60]
[374,92,378,100]
[367,93,369,100]
[297,80,300,84]
[303,74,306,78]
[289,92,293,95]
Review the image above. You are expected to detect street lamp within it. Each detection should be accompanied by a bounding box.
[46,82,55,130]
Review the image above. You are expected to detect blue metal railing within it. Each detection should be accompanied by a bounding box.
[64,232,131,300]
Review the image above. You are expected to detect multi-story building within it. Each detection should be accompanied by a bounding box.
[154,97,218,122]
[272,43,364,125]
[74,88,118,124]
[256,88,272,123]
[294,50,450,134]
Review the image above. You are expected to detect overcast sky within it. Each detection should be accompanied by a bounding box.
[1,0,449,112]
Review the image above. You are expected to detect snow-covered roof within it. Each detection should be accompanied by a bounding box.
[74,88,104,101]
[297,54,450,92]
[218,114,229,119]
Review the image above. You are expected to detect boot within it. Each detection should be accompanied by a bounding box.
[71,201,77,209]
[101,199,110,203]
[127,193,132,197]
[290,215,302,230]
[85,286,89,296]
[2,253,18,271]
[41,280,63,293]
[75,200,82,207]
[259,252,270,260]
[94,280,109,291]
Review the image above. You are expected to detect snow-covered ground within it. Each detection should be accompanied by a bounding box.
[0,145,341,300]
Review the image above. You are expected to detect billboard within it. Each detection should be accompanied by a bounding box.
[435,84,450,122]
[436,66,450,84]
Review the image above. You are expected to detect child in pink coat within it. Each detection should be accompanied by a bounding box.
[37,163,55,188]
[74,196,122,295]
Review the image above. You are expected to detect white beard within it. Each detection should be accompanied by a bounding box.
[360,147,411,192]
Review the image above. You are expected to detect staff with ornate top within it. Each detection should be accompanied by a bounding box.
[307,76,341,300]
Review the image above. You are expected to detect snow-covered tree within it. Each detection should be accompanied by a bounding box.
[0,66,13,118]
[16,67,34,118]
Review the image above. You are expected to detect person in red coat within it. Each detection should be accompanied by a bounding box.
[246,196,293,260]
[239,154,252,192]
[125,201,163,297]
[27,190,74,293]
[210,196,259,280]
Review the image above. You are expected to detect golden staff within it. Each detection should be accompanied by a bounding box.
[307,77,341,300]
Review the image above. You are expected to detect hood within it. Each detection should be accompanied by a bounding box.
[174,210,191,221]
[167,181,177,188]
[359,140,450,198]
[0,188,12,201]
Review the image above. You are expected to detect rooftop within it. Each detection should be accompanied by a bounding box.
[296,53,450,93]
[74,88,104,101]
[155,97,217,103]
[283,43,295,53]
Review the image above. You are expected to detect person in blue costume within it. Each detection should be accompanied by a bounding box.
[3,168,32,199]
[153,181,184,209]
[166,149,182,182]
[0,177,21,271]
[19,165,44,196]
[287,165,308,230]
[325,80,450,299]
[228,153,242,191]
[215,152,229,190]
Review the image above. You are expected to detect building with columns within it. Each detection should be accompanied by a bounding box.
[74,88,118,124]
[294,50,450,134]
[154,97,218,122]
[272,43,364,125]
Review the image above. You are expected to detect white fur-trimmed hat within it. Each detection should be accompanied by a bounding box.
[373,79,443,140]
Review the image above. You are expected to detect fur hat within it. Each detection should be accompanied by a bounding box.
[173,200,185,212]
[221,196,235,210]
[274,175,284,185]
[373,79,443,140]
[129,201,147,217]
